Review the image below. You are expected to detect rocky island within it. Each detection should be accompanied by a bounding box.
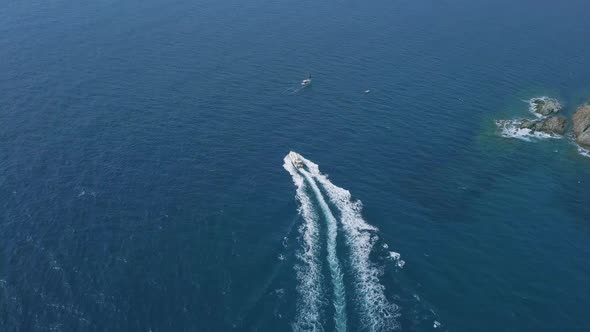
[497,96,590,158]
[517,97,567,136]
[520,116,567,135]
[529,97,563,116]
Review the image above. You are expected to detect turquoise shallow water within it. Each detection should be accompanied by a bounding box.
[1,0,590,331]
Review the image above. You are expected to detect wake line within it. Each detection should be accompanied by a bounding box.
[283,158,324,332]
[300,169,348,332]
[300,154,400,332]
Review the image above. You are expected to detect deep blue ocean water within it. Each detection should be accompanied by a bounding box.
[2,0,590,331]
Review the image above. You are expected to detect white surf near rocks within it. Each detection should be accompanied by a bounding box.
[528,96,562,117]
[496,98,590,159]
[495,119,558,142]
[576,144,590,159]
[496,97,567,141]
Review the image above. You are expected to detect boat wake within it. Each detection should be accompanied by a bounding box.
[282,85,307,96]
[284,152,401,331]
[301,169,347,331]
[282,77,311,95]
[283,160,325,332]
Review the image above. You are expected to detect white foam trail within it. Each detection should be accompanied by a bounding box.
[283,158,324,332]
[295,153,400,331]
[300,169,348,332]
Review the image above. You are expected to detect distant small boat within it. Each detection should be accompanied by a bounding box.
[301,74,312,87]
[364,89,371,94]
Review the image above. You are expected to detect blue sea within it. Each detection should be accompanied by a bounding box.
[2,0,590,331]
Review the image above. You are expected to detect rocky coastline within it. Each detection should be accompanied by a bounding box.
[497,97,590,158]
[573,104,590,148]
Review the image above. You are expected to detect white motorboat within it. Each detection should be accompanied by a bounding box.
[288,151,305,169]
[301,74,312,87]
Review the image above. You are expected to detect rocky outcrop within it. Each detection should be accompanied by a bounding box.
[573,104,590,147]
[520,116,567,135]
[530,97,562,116]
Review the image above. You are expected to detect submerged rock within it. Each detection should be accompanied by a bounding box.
[530,97,562,116]
[573,104,590,147]
[520,116,567,135]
